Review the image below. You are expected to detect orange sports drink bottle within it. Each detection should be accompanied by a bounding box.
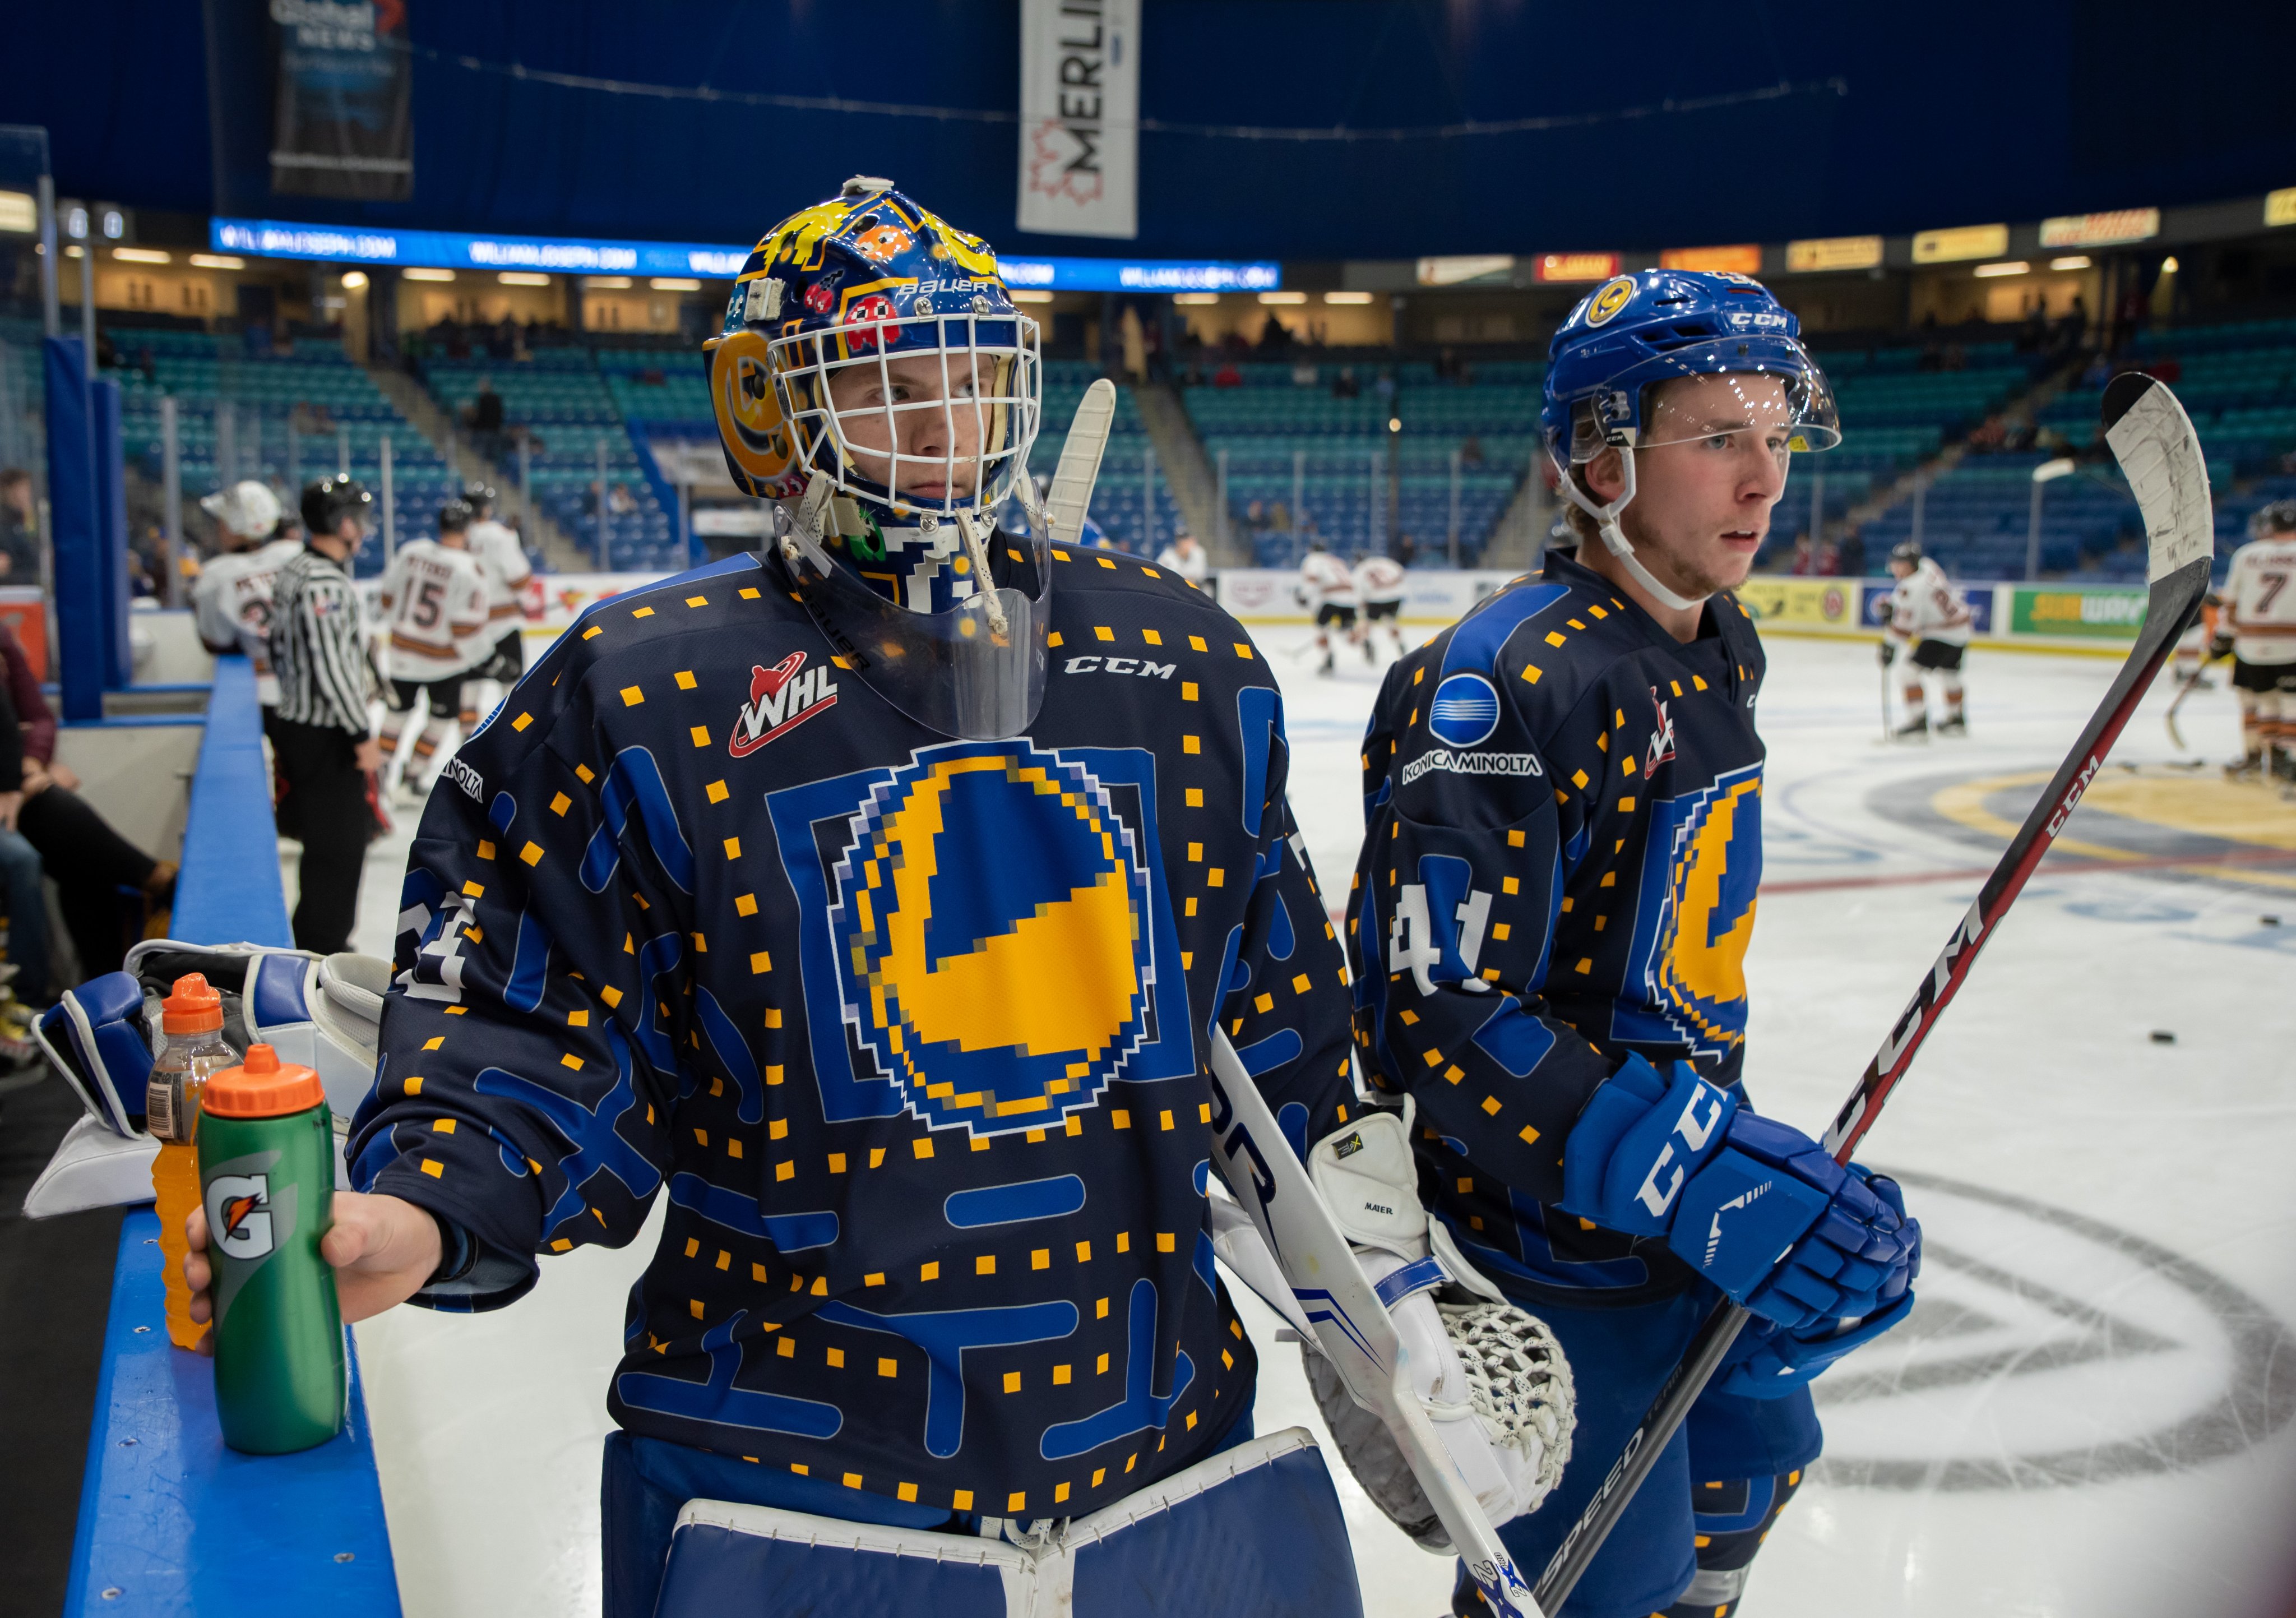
[147,973,239,1349]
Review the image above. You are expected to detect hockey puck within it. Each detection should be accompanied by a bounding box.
[2262,916,2283,927]
[2150,1030,2177,1045]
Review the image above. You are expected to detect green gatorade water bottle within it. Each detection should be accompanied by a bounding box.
[197,1043,346,1454]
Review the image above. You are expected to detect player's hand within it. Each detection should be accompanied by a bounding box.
[353,737,385,774]
[43,760,80,792]
[0,789,22,831]
[2210,632,2234,660]
[185,1190,442,1335]
[1877,639,1896,667]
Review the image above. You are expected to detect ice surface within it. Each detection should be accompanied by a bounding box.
[335,625,2296,1616]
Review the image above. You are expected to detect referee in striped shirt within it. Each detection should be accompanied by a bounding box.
[271,475,384,953]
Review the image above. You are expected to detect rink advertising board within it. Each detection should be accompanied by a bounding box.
[1216,568,1515,624]
[1735,577,1859,627]
[2007,584,2149,640]
[1858,580,1996,635]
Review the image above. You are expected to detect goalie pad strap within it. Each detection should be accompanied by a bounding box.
[1374,1254,1448,1309]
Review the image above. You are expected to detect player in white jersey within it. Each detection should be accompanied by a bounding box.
[462,481,540,733]
[1154,529,1212,594]
[1295,540,1358,674]
[191,480,306,710]
[1878,539,1973,737]
[2218,501,2296,780]
[1350,549,1408,662]
[374,501,493,797]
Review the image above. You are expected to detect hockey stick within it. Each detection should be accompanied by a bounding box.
[1530,373,2216,1614]
[2163,645,2226,752]
[1204,1031,1547,1618]
[1042,379,1117,548]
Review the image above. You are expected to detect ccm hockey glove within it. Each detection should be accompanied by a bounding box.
[1557,1055,1921,1330]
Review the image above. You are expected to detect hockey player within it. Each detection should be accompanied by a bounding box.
[374,501,494,798]
[1350,271,1920,1618]
[1297,539,1357,674]
[1878,539,1973,737]
[190,479,304,710]
[461,482,539,733]
[2220,501,2296,780]
[1351,548,1408,663]
[183,179,1553,1616]
[1155,529,1212,594]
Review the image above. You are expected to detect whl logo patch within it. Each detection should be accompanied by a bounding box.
[206,1173,275,1261]
[730,652,838,757]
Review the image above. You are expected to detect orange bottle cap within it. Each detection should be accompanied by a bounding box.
[161,973,224,1034]
[201,1043,327,1118]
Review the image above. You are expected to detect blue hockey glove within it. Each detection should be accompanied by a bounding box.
[35,972,154,1137]
[1558,1058,1920,1330]
[1714,1288,1916,1399]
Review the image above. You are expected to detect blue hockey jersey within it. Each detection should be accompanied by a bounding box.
[349,538,1357,1522]
[1348,549,1767,1306]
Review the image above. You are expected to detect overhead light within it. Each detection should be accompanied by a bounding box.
[585,275,633,290]
[2048,256,2092,271]
[112,246,170,264]
[1012,290,1055,304]
[189,253,244,270]
[1388,417,1402,433]
[1973,261,2030,278]
[404,266,456,282]
[650,277,701,292]
[1173,293,1221,306]
[64,244,84,258]
[1257,290,1307,304]
[2032,457,2076,483]
[0,191,33,234]
[498,271,551,286]
[1323,290,1373,304]
[340,270,369,290]
[2160,256,2180,274]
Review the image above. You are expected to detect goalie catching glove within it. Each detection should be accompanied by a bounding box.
[1558,1055,1921,1333]
[1300,1102,1574,1550]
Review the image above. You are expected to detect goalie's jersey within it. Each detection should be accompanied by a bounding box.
[191,537,305,701]
[348,539,1355,1524]
[2224,534,2296,665]
[376,539,492,680]
[1348,548,1766,1308]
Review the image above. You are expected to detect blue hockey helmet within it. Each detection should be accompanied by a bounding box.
[1542,270,1838,607]
[705,176,1041,525]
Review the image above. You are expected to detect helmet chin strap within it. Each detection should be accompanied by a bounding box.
[1553,446,1703,614]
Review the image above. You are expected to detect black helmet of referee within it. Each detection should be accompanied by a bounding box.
[302,475,372,539]
[462,479,497,516]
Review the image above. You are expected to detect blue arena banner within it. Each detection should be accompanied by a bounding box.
[208,216,1277,292]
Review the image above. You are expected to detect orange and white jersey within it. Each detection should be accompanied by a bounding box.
[1886,557,1972,646]
[1298,551,1358,609]
[2224,535,2296,665]
[469,518,533,623]
[1353,554,1406,604]
[190,536,305,702]
[377,540,492,679]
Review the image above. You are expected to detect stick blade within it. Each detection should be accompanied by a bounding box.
[1044,378,1118,548]
[2101,373,2214,585]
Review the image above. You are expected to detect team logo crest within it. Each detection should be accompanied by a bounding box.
[707,329,800,498]
[1427,672,1501,748]
[1586,275,1637,327]
[730,652,838,757]
[1615,762,1762,1060]
[827,741,1158,1134]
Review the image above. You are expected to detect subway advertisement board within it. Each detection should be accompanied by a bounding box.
[2007,584,2150,640]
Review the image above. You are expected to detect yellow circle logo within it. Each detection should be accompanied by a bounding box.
[709,329,799,497]
[1586,275,1637,327]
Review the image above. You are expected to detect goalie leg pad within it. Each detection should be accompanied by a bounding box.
[37,972,154,1136]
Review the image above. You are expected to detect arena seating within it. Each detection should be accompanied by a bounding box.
[100,327,458,577]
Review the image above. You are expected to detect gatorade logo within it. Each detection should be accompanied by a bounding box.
[206,1174,276,1262]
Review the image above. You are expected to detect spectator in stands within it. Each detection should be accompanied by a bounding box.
[1269,501,1292,534]
[1787,531,1816,575]
[1244,499,1269,536]
[608,482,638,517]
[1257,311,1290,352]
[1460,434,1487,469]
[1375,368,1397,410]
[0,469,39,584]
[1332,366,1360,399]
[1434,346,1460,382]
[470,376,507,461]
[0,616,175,987]
[1212,358,1243,389]
[2080,352,2112,390]
[1836,528,1866,579]
[1392,533,1417,568]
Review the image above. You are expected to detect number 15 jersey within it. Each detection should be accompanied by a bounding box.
[377,538,493,681]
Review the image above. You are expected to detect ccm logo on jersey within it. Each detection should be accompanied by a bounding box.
[730,652,838,756]
[1062,655,1175,678]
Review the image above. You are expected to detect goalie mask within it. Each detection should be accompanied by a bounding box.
[1543,270,1840,611]
[707,178,1049,740]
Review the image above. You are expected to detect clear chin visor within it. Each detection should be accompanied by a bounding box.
[1584,340,1842,465]
[770,309,1041,523]
[780,506,1049,741]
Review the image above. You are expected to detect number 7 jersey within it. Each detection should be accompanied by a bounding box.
[1347,550,1767,1305]
[2224,533,2296,665]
